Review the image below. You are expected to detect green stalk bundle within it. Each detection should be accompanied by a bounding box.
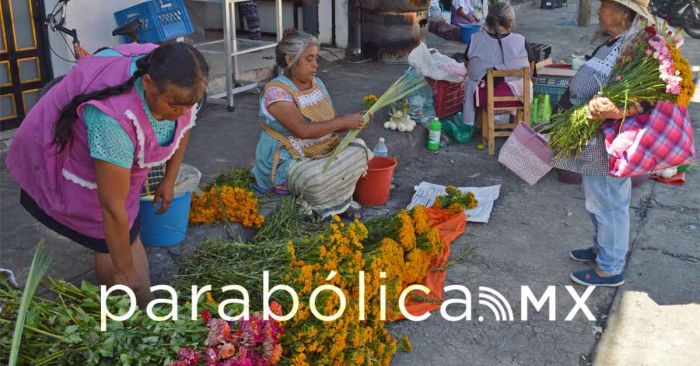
[323,73,427,171]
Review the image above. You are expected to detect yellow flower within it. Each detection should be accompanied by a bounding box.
[411,205,431,234]
[396,210,416,251]
[205,291,216,305]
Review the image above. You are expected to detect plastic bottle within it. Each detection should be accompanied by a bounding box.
[373,137,389,157]
[427,118,442,151]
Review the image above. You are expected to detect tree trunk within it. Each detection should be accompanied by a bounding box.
[578,0,592,27]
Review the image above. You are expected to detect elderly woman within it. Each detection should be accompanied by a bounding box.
[252,30,371,218]
[462,1,532,126]
[560,0,653,287]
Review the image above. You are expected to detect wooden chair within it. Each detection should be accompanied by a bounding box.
[477,67,531,155]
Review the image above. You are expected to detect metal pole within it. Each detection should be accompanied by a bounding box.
[276,0,283,42]
[345,0,362,60]
[224,0,235,111]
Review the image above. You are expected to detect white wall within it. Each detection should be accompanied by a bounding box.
[45,0,144,76]
[319,0,347,47]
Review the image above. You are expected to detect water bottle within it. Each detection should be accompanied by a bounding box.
[427,118,442,152]
[373,137,389,157]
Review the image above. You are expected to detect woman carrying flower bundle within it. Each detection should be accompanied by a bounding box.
[252,30,372,218]
[558,0,652,288]
[6,43,209,302]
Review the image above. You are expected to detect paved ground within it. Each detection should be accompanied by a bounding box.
[1,3,699,365]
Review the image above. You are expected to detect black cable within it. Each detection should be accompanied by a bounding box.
[48,41,76,63]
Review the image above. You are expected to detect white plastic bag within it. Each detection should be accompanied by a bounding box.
[408,43,466,83]
[174,163,202,195]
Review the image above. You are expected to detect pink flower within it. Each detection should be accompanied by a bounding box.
[170,362,188,366]
[645,49,653,56]
[205,347,220,366]
[178,348,201,365]
[232,359,253,366]
[614,75,622,81]
[668,84,681,95]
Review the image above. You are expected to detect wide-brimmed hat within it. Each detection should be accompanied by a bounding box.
[606,0,654,21]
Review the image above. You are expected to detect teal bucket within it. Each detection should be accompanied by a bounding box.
[460,24,480,45]
[138,191,192,247]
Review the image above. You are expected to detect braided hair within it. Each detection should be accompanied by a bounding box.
[53,42,209,151]
[486,1,516,64]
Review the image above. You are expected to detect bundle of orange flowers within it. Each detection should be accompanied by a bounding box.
[281,206,444,365]
[189,186,264,228]
[284,218,398,366]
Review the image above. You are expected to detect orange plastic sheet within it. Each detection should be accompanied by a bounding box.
[394,207,467,321]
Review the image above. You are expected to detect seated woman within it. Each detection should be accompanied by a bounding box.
[462,1,533,126]
[253,30,371,218]
[451,0,479,26]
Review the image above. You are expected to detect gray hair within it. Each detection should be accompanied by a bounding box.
[275,30,320,71]
[486,1,516,31]
[486,1,516,64]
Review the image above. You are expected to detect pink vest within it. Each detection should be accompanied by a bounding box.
[6,43,196,239]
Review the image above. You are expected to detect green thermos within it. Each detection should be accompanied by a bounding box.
[428,117,442,151]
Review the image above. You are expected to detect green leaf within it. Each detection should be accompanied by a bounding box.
[8,241,53,366]
[142,336,159,344]
[99,336,115,357]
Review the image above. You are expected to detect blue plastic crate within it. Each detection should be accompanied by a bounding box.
[114,0,193,44]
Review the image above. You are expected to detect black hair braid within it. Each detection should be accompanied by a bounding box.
[495,22,505,64]
[53,56,151,151]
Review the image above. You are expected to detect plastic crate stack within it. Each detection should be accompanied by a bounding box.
[114,0,193,44]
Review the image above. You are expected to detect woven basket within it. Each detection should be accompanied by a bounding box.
[498,123,553,185]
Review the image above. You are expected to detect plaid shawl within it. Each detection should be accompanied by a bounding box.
[602,101,696,178]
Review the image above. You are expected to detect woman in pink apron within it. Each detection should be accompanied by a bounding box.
[6,43,209,303]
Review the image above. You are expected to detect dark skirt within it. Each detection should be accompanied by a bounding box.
[20,190,140,253]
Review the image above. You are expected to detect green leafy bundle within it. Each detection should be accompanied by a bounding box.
[0,279,207,366]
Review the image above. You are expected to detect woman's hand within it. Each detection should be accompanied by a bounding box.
[113,265,141,292]
[588,96,624,120]
[153,178,175,214]
[341,112,368,130]
[589,96,645,120]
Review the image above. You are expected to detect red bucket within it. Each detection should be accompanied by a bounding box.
[354,157,397,206]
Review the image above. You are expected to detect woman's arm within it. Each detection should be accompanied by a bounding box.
[153,130,191,214]
[267,102,365,139]
[94,160,139,291]
[455,0,478,23]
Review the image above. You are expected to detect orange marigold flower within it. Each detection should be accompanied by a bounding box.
[411,205,431,234]
[396,210,416,251]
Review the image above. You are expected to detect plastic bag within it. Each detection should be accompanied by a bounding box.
[175,163,202,195]
[442,113,474,144]
[408,43,466,83]
[401,68,436,125]
[531,94,552,124]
